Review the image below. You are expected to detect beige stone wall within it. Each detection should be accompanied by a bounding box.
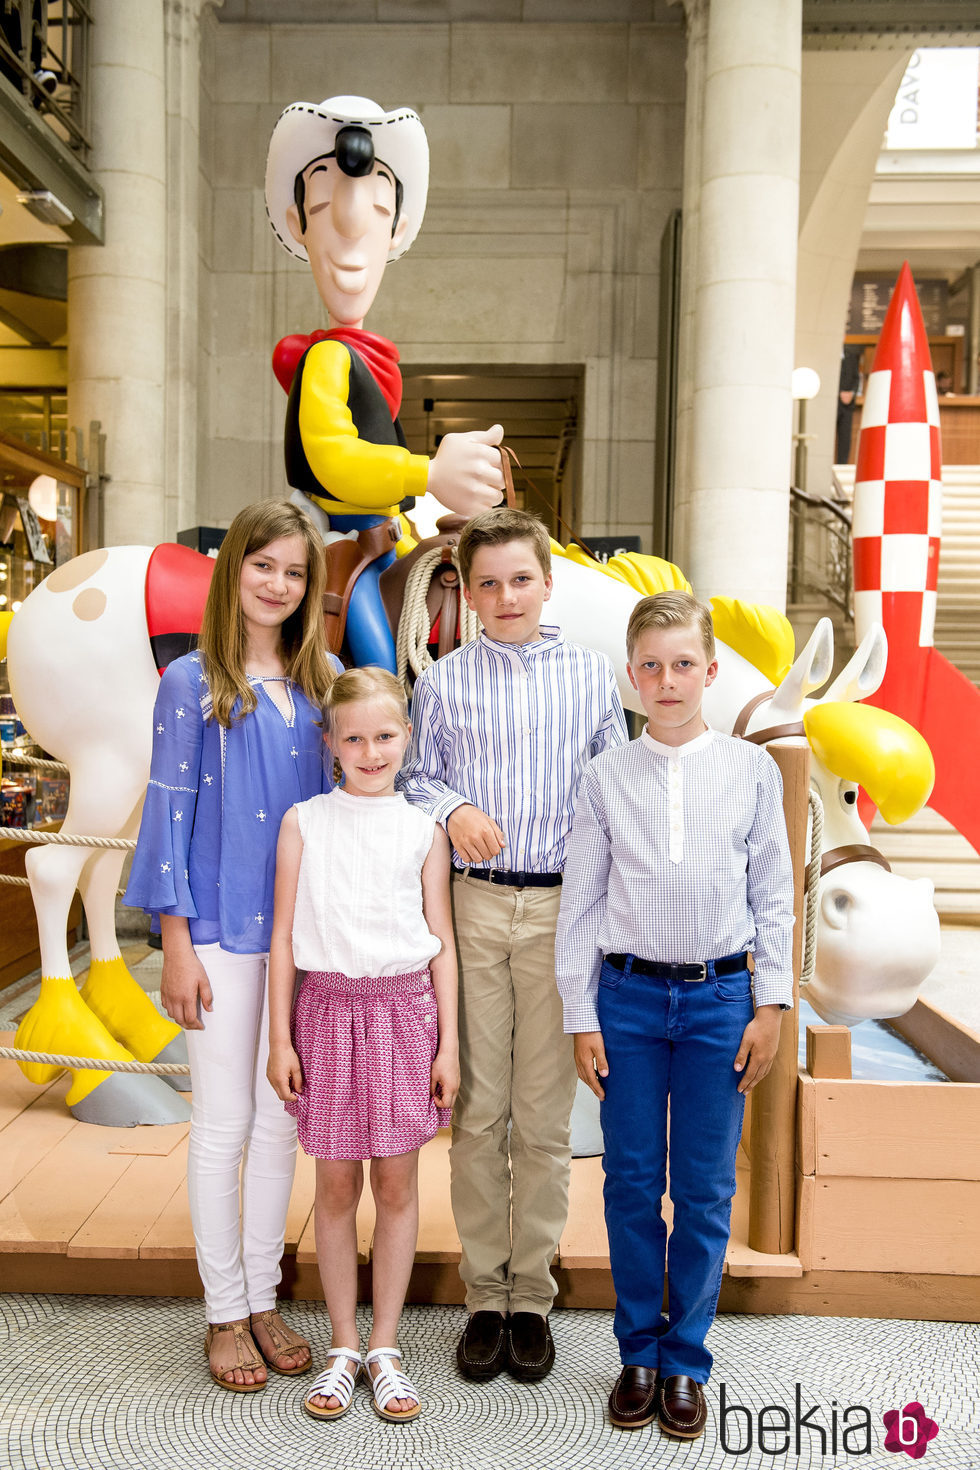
[196,14,686,548]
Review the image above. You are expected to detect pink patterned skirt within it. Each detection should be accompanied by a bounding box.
[286,967,451,1160]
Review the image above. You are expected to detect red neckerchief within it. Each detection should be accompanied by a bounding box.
[272,327,402,417]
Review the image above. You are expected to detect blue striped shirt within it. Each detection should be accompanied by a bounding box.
[398,625,628,872]
[555,728,795,1030]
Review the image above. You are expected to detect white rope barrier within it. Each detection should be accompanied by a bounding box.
[0,873,126,893]
[0,828,135,850]
[2,752,70,775]
[0,1046,189,1075]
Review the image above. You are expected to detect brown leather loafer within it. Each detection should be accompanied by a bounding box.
[506,1312,555,1382]
[658,1375,708,1439]
[608,1365,660,1429]
[456,1310,508,1381]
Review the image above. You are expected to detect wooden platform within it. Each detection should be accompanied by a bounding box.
[3,1032,978,1320]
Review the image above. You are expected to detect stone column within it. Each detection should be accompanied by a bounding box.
[672,0,708,571]
[67,0,167,546]
[164,0,217,538]
[681,0,802,609]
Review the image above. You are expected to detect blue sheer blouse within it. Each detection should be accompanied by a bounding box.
[124,651,333,954]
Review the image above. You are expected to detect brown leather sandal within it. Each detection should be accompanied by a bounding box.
[204,1318,267,1392]
[250,1308,312,1376]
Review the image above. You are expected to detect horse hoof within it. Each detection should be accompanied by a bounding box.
[69,1071,191,1127]
[80,956,183,1061]
[15,976,128,1091]
[150,1030,190,1093]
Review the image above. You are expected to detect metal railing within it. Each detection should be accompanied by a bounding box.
[788,476,854,622]
[0,1,92,161]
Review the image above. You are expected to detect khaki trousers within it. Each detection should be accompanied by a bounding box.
[450,874,577,1316]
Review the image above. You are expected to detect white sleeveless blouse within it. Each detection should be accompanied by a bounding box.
[291,788,440,977]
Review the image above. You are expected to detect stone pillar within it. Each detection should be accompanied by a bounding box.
[681,0,802,609]
[672,0,708,571]
[67,0,167,546]
[164,0,216,538]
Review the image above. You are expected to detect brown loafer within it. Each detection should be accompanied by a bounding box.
[658,1374,708,1439]
[456,1310,508,1381]
[608,1365,660,1429]
[506,1312,555,1382]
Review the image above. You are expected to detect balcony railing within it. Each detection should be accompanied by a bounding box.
[0,1,91,163]
[788,476,854,623]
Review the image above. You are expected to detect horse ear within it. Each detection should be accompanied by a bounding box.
[821,624,888,705]
[770,617,834,715]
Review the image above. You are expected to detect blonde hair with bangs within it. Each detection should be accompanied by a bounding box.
[198,499,335,728]
[323,667,409,784]
[322,666,409,733]
[626,591,715,664]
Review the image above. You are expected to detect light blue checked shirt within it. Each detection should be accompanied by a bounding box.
[398,625,628,872]
[556,728,795,1031]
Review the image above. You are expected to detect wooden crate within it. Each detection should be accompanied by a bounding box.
[797,1013,980,1277]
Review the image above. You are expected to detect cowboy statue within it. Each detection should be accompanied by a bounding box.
[265,95,505,670]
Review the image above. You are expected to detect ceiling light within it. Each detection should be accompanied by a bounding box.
[16,190,74,228]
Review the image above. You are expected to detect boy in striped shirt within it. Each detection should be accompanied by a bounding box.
[399,508,626,1383]
[556,591,794,1439]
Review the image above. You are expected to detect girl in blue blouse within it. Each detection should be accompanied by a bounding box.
[126,500,338,1392]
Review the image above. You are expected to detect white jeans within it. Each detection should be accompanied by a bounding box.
[186,944,298,1322]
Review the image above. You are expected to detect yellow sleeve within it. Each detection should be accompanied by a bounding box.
[298,340,429,512]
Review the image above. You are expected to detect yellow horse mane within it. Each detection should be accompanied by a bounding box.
[709,597,796,687]
[552,548,796,686]
[552,542,692,596]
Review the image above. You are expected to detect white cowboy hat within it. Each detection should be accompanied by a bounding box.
[265,94,429,263]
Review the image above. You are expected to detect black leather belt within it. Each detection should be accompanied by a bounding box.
[456,868,563,889]
[605,951,748,983]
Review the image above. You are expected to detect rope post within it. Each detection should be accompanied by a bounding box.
[748,741,810,1255]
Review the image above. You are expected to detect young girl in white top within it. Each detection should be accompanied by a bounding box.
[267,667,459,1424]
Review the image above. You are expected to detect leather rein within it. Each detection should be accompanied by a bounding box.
[732,689,891,882]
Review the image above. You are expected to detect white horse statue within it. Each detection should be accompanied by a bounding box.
[2,542,938,1125]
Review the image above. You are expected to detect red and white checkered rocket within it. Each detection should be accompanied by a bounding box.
[852,260,980,853]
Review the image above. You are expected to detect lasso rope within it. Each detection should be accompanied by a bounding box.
[0,1046,189,1075]
[395,546,481,689]
[800,788,823,989]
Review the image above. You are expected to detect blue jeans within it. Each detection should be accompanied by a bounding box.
[597,955,753,1381]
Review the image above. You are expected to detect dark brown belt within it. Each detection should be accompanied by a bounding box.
[456,868,562,889]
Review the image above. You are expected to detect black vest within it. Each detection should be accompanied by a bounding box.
[284,341,411,510]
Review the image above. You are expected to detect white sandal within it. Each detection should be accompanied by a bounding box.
[303,1348,362,1421]
[365,1347,421,1422]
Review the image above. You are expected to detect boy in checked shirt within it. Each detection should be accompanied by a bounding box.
[556,591,794,1439]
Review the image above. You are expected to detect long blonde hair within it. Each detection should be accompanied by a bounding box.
[198,500,335,727]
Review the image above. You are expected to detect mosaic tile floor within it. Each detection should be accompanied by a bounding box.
[1,1295,976,1470]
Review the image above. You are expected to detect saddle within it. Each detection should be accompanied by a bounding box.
[322,445,519,662]
[379,516,470,662]
[321,518,401,658]
[144,541,215,673]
